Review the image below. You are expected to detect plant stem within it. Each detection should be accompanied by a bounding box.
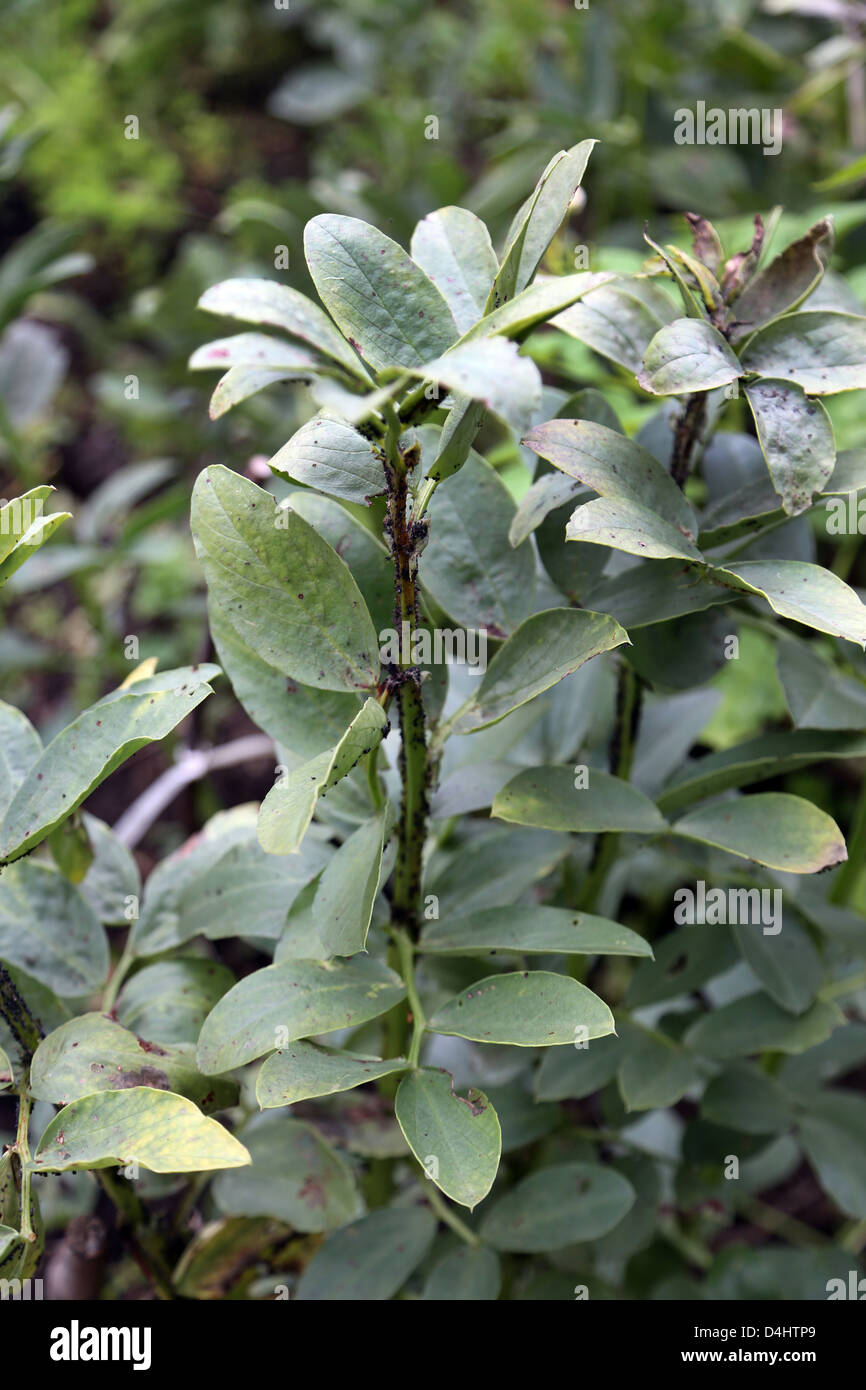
[422,1180,480,1246]
[101,931,136,1013]
[670,391,707,490]
[14,1086,36,1243]
[393,926,426,1067]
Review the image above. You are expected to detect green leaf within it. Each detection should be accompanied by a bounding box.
[31,1088,251,1174]
[0,489,70,589]
[701,1063,794,1135]
[798,1091,866,1218]
[565,495,704,562]
[189,331,323,374]
[191,466,379,692]
[170,834,330,943]
[422,1245,501,1301]
[257,698,387,855]
[710,559,866,648]
[745,379,835,516]
[79,814,140,925]
[0,861,108,996]
[0,666,218,864]
[267,415,385,505]
[480,1161,634,1251]
[287,489,394,636]
[672,792,847,873]
[294,1206,436,1301]
[212,1115,358,1231]
[313,809,387,956]
[209,600,361,754]
[304,214,458,370]
[256,1040,407,1108]
[585,559,730,631]
[411,337,541,434]
[30,1013,237,1112]
[638,317,743,395]
[196,956,407,1074]
[395,1068,501,1208]
[777,636,866,730]
[553,276,677,373]
[741,311,866,394]
[410,206,498,333]
[0,701,41,821]
[116,959,236,1046]
[455,608,628,732]
[626,926,738,1009]
[421,452,535,636]
[534,1034,623,1102]
[489,141,596,304]
[207,364,316,420]
[419,905,651,958]
[464,272,613,343]
[657,728,866,817]
[618,1028,700,1111]
[730,218,834,339]
[427,970,614,1047]
[428,395,486,483]
[492,765,666,834]
[197,278,367,379]
[523,418,698,541]
[733,913,822,1015]
[685,993,843,1059]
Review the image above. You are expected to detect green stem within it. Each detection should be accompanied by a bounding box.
[670,391,707,490]
[101,931,136,1013]
[365,743,385,810]
[96,1169,176,1300]
[394,926,426,1067]
[578,660,642,916]
[14,1087,36,1243]
[422,1179,480,1247]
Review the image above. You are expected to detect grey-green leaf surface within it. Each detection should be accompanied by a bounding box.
[395,1068,501,1208]
[798,1091,866,1218]
[638,318,743,395]
[745,379,835,516]
[422,1245,501,1300]
[257,698,387,855]
[741,311,866,394]
[566,495,704,562]
[0,701,41,821]
[29,1013,236,1112]
[672,792,847,873]
[410,206,498,333]
[427,971,614,1046]
[524,418,698,541]
[294,1206,436,1301]
[267,415,385,506]
[191,465,379,692]
[489,140,596,304]
[32,1088,251,1174]
[197,277,366,379]
[419,905,651,958]
[455,607,628,731]
[0,861,108,996]
[480,1161,634,1251]
[116,959,236,1046]
[313,809,387,955]
[492,765,666,834]
[685,993,843,1059]
[304,214,458,370]
[0,666,218,863]
[553,277,677,373]
[421,452,535,635]
[711,559,866,648]
[409,337,541,434]
[256,1040,407,1108]
[618,1029,700,1111]
[196,955,407,1073]
[212,1115,358,1231]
